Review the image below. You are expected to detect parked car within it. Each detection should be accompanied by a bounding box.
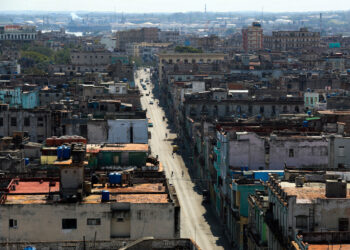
[202,189,209,204]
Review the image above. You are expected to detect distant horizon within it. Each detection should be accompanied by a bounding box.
[1,0,350,13]
[0,9,350,15]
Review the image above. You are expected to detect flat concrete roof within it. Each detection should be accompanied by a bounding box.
[280,181,350,203]
[4,182,169,205]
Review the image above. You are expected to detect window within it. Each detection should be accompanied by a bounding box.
[339,218,349,231]
[338,146,345,157]
[9,219,17,228]
[117,217,124,222]
[260,106,264,114]
[38,117,44,127]
[296,215,307,229]
[62,219,77,229]
[0,117,3,126]
[289,149,294,158]
[24,117,30,127]
[11,117,17,127]
[87,218,101,225]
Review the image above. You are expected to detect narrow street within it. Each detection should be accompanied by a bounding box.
[136,68,230,250]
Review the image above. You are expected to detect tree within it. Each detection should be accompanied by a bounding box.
[174,46,203,53]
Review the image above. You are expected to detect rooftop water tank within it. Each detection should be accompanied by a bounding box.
[109,172,122,184]
[24,247,36,250]
[62,146,71,160]
[57,146,63,160]
[101,190,110,202]
[303,121,309,128]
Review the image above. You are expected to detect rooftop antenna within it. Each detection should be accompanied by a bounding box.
[261,6,264,26]
[205,4,207,14]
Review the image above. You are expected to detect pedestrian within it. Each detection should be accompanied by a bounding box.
[182,170,184,177]
[171,171,174,177]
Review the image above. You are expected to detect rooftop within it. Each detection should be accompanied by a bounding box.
[8,180,60,194]
[3,181,168,205]
[87,144,149,153]
[318,110,350,115]
[291,241,350,250]
[279,181,350,203]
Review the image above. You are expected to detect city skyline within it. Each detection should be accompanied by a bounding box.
[1,0,350,13]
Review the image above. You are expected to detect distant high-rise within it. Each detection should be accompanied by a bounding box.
[242,22,263,52]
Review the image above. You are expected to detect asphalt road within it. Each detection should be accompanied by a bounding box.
[136,68,230,250]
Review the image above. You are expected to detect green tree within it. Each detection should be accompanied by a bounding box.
[174,46,203,53]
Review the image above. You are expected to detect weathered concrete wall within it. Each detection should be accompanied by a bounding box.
[328,136,350,168]
[229,132,265,170]
[130,203,175,240]
[107,119,148,144]
[87,120,108,143]
[0,238,198,250]
[269,137,328,169]
[0,203,111,242]
[0,110,51,143]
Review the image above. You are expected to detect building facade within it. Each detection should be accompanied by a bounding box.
[242,22,263,52]
[0,25,37,40]
[264,28,320,51]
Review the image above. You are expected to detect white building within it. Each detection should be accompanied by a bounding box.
[0,169,180,245]
[266,175,350,250]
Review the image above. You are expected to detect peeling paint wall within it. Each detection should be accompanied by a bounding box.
[269,138,328,169]
[0,201,177,242]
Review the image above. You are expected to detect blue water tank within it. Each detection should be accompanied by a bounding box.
[109,172,122,184]
[24,247,36,250]
[62,146,71,160]
[101,190,110,202]
[24,158,29,166]
[57,146,63,160]
[303,121,309,128]
[115,173,121,184]
[307,110,312,116]
[109,173,115,184]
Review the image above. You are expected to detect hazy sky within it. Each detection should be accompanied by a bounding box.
[1,0,350,13]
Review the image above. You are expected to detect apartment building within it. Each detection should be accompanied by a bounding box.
[0,25,37,40]
[115,28,160,51]
[0,144,180,247]
[242,22,263,52]
[264,28,320,51]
